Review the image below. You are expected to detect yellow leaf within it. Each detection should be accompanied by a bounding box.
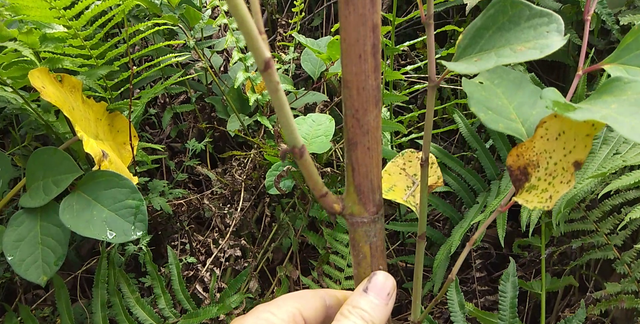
[382,149,444,214]
[28,67,139,184]
[506,113,604,210]
[244,72,266,94]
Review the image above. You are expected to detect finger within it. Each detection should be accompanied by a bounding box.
[231,289,352,324]
[332,271,397,324]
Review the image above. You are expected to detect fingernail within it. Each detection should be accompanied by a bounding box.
[363,271,395,305]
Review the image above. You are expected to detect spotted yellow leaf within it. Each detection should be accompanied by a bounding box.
[506,113,604,210]
[244,72,266,94]
[382,149,444,214]
[28,67,139,184]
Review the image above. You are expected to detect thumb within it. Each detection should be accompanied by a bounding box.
[332,271,396,324]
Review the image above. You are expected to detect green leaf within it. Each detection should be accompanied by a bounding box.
[562,77,640,143]
[59,170,148,244]
[52,275,75,324]
[117,268,163,324]
[497,258,520,324]
[167,246,197,312]
[443,0,567,74]
[301,48,326,81]
[288,90,329,109]
[326,37,341,61]
[518,274,578,296]
[497,211,507,248]
[19,147,83,208]
[382,119,407,133]
[557,300,586,324]
[19,304,38,324]
[226,114,255,135]
[467,303,499,324]
[292,34,332,53]
[0,151,14,195]
[3,202,69,286]
[462,66,551,141]
[601,24,640,78]
[447,277,469,324]
[294,113,335,154]
[183,5,203,29]
[92,247,109,324]
[144,249,179,320]
[265,161,296,195]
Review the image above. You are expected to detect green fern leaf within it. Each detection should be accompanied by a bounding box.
[178,305,222,324]
[432,239,453,293]
[300,275,322,289]
[218,268,251,304]
[497,211,507,248]
[52,275,75,324]
[452,109,500,181]
[447,277,468,324]
[595,0,621,39]
[558,300,586,324]
[466,302,499,324]
[92,247,109,324]
[487,129,511,163]
[600,169,640,197]
[442,168,476,207]
[167,246,198,312]
[117,268,163,324]
[144,249,179,320]
[497,259,520,324]
[108,252,136,324]
[431,143,487,194]
[18,304,38,324]
[430,194,463,224]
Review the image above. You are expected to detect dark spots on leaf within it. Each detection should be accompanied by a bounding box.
[572,160,583,172]
[507,164,530,194]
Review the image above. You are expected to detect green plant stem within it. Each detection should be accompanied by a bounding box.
[0,136,79,212]
[226,0,342,214]
[418,186,516,323]
[540,214,547,323]
[411,0,439,320]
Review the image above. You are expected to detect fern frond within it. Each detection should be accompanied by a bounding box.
[52,275,75,324]
[167,246,198,312]
[488,129,511,162]
[497,259,520,324]
[177,305,223,324]
[588,294,640,315]
[447,277,468,324]
[557,301,586,324]
[600,169,640,197]
[218,268,251,304]
[18,304,38,324]
[595,0,621,39]
[92,246,109,324]
[108,251,137,324]
[431,143,487,194]
[442,168,475,207]
[429,194,463,224]
[117,268,163,324]
[144,249,179,321]
[452,109,500,181]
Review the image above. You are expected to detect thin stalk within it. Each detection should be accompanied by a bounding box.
[0,136,79,212]
[565,0,599,100]
[411,0,439,320]
[418,187,516,323]
[226,0,342,214]
[540,214,547,323]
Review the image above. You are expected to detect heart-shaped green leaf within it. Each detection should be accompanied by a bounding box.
[301,48,326,81]
[265,161,296,195]
[462,66,551,141]
[295,113,335,154]
[443,0,567,74]
[20,147,83,208]
[601,24,640,78]
[3,201,70,286]
[59,170,147,243]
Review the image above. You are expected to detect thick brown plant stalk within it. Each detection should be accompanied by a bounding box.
[339,0,388,283]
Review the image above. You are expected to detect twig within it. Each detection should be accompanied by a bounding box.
[565,0,599,101]
[418,186,516,322]
[226,0,343,214]
[410,0,444,320]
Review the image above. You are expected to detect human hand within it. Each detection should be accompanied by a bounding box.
[231,270,397,324]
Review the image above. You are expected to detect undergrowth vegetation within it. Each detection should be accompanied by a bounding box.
[2,0,640,322]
